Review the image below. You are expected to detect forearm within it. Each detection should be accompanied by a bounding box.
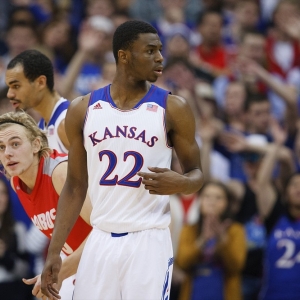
[48,183,87,255]
[257,143,282,187]
[181,168,204,195]
[59,50,88,98]
[255,66,297,107]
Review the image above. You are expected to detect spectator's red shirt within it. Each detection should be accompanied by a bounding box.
[196,44,228,69]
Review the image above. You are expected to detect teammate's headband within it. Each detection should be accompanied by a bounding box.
[0,120,27,128]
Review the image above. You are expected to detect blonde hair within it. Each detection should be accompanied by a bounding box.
[0,111,51,159]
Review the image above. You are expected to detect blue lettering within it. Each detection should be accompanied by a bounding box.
[88,131,102,146]
[147,136,158,147]
[134,130,146,143]
[127,127,137,139]
[116,126,128,138]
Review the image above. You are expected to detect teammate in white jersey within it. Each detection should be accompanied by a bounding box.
[41,20,204,300]
[5,49,70,153]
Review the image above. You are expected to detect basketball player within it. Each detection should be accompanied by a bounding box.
[5,49,70,154]
[0,111,92,299]
[41,20,203,300]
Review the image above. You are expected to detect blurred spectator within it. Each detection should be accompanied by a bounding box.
[0,178,32,300]
[85,0,116,18]
[129,0,201,24]
[247,134,298,299]
[259,173,300,300]
[40,15,76,74]
[7,6,37,28]
[0,22,38,89]
[191,10,230,78]
[223,0,260,57]
[91,60,116,90]
[58,15,114,98]
[223,81,247,132]
[176,180,246,300]
[163,23,193,61]
[222,129,294,300]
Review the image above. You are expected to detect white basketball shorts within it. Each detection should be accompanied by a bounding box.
[73,227,173,300]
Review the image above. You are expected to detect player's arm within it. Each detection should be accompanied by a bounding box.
[41,95,90,298]
[57,119,70,150]
[138,95,203,195]
[52,161,92,225]
[23,236,88,300]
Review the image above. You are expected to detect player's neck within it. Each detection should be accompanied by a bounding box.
[110,78,151,109]
[34,91,61,124]
[18,157,40,193]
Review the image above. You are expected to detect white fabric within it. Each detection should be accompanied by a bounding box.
[39,97,68,154]
[73,227,173,300]
[84,98,172,233]
[273,41,294,72]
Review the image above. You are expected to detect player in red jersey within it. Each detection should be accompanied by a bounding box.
[0,111,92,299]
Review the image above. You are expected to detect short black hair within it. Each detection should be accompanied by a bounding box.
[112,20,157,63]
[196,10,223,26]
[240,29,265,44]
[244,93,269,111]
[7,49,54,92]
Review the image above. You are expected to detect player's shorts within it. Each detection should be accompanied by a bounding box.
[59,252,76,300]
[73,227,173,300]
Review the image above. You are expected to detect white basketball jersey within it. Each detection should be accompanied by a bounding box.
[84,84,172,233]
[38,97,70,154]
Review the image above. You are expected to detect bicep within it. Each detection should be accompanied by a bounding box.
[167,95,201,173]
[57,120,70,150]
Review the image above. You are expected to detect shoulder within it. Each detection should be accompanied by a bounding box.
[65,93,91,130]
[51,161,68,194]
[52,160,68,180]
[165,94,194,130]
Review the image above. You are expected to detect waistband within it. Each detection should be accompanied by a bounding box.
[111,232,128,237]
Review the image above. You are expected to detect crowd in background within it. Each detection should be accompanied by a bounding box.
[1,0,300,300]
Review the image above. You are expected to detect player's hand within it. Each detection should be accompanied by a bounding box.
[138,167,187,195]
[41,253,62,299]
[23,275,49,300]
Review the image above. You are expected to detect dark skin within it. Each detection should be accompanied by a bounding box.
[41,32,203,299]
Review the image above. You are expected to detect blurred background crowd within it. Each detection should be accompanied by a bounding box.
[1,0,300,299]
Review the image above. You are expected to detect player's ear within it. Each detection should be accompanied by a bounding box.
[32,137,42,154]
[118,50,128,64]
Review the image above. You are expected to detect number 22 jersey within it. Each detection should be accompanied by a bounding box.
[84,84,172,233]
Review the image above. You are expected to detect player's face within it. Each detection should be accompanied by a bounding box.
[128,33,164,83]
[287,175,300,207]
[5,65,41,110]
[0,124,38,177]
[200,184,228,217]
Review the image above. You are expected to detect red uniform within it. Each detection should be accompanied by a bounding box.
[13,150,92,256]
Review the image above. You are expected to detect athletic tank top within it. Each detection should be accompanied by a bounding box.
[38,97,70,154]
[83,84,172,233]
[12,150,92,256]
[260,215,300,300]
